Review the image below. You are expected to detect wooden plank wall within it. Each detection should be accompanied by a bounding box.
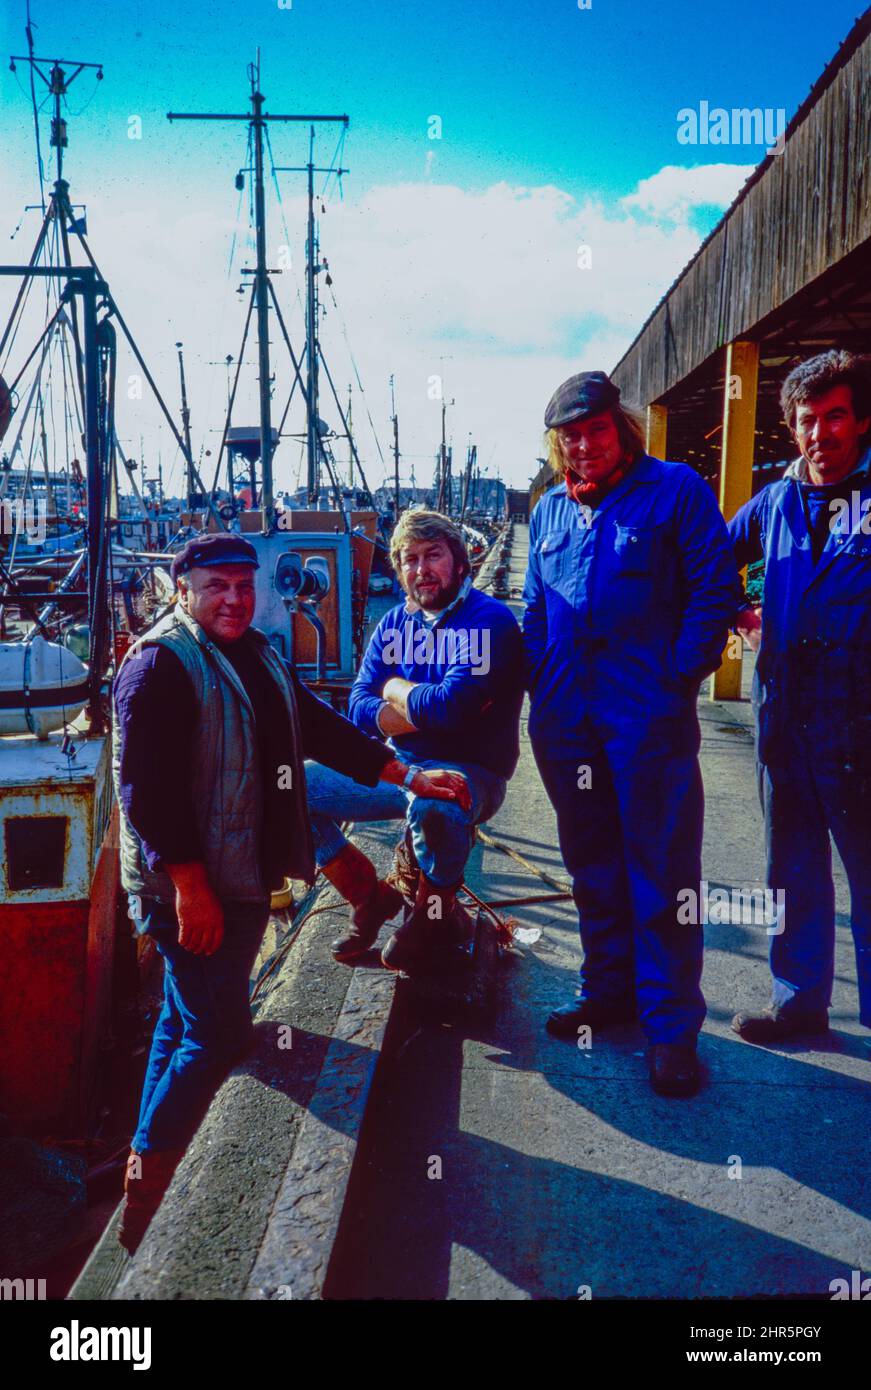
[611,27,871,405]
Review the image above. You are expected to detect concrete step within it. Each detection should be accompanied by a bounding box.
[70,822,404,1302]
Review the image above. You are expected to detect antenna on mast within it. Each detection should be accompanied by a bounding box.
[10,40,103,186]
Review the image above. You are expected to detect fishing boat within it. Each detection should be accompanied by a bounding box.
[0,30,507,1294]
[0,32,192,1138]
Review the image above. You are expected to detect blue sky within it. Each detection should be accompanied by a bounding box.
[1,0,864,491]
[4,0,857,196]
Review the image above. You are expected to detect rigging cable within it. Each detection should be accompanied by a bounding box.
[319,126,347,202]
[302,124,386,477]
[300,126,388,482]
[60,318,73,491]
[325,277,387,472]
[1,327,55,496]
[225,123,253,279]
[198,124,253,461]
[64,74,102,120]
[0,253,41,379]
[24,0,46,214]
[264,124,307,325]
[5,395,41,573]
[104,319,120,687]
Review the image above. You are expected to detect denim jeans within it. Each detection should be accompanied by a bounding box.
[129,895,270,1154]
[304,757,507,887]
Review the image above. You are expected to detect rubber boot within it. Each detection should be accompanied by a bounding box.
[322,843,404,963]
[117,1147,185,1255]
[381,874,463,974]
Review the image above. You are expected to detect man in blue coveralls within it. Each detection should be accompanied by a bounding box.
[306,509,525,973]
[524,371,740,1097]
[730,350,871,1044]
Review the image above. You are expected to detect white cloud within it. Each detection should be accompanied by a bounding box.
[621,162,754,224]
[4,163,748,491]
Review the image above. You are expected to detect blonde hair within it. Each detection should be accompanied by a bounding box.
[389,509,470,579]
[545,401,647,479]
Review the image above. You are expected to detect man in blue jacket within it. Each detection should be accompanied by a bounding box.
[730,350,871,1044]
[306,509,525,972]
[524,371,741,1097]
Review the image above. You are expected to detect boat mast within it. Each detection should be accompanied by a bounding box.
[390,374,401,519]
[175,342,195,507]
[460,441,476,521]
[6,47,103,452]
[273,127,349,505]
[168,56,348,529]
[305,133,319,502]
[5,42,222,531]
[438,398,450,513]
[251,62,272,519]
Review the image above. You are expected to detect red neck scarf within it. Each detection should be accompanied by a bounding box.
[565,459,630,510]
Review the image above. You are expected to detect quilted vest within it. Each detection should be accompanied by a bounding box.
[113,605,314,902]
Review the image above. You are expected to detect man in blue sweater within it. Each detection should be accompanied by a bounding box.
[306,509,524,972]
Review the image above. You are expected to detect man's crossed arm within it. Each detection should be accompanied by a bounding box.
[378,677,419,734]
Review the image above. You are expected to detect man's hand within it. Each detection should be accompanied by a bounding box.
[379,760,472,813]
[165,861,224,955]
[415,767,472,813]
[736,606,763,652]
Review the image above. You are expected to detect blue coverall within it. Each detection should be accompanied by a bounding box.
[523,456,741,1044]
[729,447,871,1026]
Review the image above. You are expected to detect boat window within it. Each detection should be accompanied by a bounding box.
[4,816,67,891]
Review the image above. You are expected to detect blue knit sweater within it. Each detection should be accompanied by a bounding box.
[348,585,524,779]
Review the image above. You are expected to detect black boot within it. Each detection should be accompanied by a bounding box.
[545,997,637,1039]
[648,1043,700,1098]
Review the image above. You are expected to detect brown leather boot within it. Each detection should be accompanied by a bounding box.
[117,1147,185,1255]
[731,1006,829,1044]
[381,874,463,974]
[387,831,474,946]
[322,843,404,963]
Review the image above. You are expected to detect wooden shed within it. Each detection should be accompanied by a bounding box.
[610,11,871,694]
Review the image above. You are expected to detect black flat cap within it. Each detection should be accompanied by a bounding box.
[544,371,621,429]
[170,532,260,582]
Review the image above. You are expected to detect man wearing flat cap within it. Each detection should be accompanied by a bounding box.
[523,371,741,1096]
[112,531,460,1251]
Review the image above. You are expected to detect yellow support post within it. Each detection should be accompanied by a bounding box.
[646,404,668,459]
[713,340,759,700]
